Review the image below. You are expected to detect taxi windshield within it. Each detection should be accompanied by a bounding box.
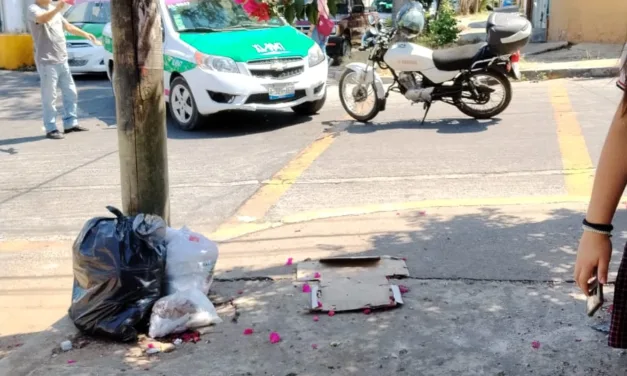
[166,0,284,32]
[64,1,111,24]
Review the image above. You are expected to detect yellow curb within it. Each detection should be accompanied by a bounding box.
[0,34,35,70]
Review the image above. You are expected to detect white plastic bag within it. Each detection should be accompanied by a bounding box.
[148,289,222,339]
[165,226,219,295]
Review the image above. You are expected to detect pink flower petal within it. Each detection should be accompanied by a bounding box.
[269,332,281,344]
[314,272,321,279]
[531,341,541,349]
[399,285,410,294]
[313,316,319,322]
[328,310,335,317]
[402,257,407,261]
[147,343,155,349]
[67,360,76,364]
[317,301,323,308]
[609,304,614,314]
[363,308,372,315]
[237,290,244,295]
[286,258,293,266]
[418,210,426,216]
[302,283,312,293]
[243,328,254,335]
[311,344,318,349]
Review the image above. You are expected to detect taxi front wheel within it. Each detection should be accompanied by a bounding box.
[169,77,202,131]
[291,90,327,116]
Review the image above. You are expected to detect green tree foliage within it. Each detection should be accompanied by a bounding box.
[427,0,459,46]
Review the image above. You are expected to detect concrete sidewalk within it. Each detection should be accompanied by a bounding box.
[3,203,627,375]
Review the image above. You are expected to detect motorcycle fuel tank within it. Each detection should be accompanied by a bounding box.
[384,42,458,84]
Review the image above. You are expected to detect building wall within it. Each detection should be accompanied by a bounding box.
[0,0,37,69]
[548,0,627,43]
[1,0,28,32]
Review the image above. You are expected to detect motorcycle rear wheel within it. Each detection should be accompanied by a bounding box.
[339,68,380,123]
[454,70,512,120]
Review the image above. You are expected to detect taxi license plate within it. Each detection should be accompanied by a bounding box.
[268,83,295,100]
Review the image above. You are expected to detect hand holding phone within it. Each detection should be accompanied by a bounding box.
[587,276,604,317]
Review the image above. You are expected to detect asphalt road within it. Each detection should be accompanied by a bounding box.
[2,71,627,374]
[0,72,621,241]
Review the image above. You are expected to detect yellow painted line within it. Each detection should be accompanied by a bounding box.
[212,114,354,234]
[549,80,595,196]
[225,134,335,221]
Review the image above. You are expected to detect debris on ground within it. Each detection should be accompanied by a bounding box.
[148,288,222,339]
[60,340,72,352]
[286,258,294,266]
[67,360,76,364]
[269,332,281,344]
[313,316,319,322]
[243,328,254,335]
[531,341,541,349]
[591,322,611,334]
[146,347,161,355]
[297,256,409,313]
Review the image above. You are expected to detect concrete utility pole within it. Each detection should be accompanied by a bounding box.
[110,0,170,223]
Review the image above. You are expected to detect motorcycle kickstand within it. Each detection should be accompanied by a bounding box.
[421,102,432,125]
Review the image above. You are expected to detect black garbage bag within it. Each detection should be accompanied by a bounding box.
[68,206,167,342]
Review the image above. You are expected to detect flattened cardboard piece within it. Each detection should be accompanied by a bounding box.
[297,256,409,281]
[309,275,404,312]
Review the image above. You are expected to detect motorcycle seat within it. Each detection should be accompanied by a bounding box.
[432,42,488,72]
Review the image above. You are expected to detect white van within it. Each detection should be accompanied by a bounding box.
[102,0,328,130]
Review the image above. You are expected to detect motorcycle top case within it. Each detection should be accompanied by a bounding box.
[485,12,532,55]
[68,206,167,342]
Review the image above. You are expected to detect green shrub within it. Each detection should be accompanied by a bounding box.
[427,0,459,46]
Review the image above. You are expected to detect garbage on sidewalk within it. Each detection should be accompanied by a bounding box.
[68,206,222,343]
[68,206,167,342]
[296,256,409,313]
[148,288,222,338]
[164,226,219,295]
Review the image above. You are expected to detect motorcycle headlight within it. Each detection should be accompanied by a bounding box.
[194,52,239,73]
[308,44,325,67]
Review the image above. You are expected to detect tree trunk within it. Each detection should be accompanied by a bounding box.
[111,0,170,223]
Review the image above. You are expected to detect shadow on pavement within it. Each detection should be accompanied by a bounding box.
[218,206,623,282]
[323,117,500,135]
[167,110,313,140]
[0,135,45,148]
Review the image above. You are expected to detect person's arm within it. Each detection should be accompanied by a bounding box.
[575,102,627,292]
[63,20,102,45]
[33,1,67,24]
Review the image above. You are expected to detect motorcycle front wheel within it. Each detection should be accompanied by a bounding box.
[339,68,380,122]
[454,70,512,120]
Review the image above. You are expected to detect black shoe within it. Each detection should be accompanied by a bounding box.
[64,126,89,134]
[46,130,64,140]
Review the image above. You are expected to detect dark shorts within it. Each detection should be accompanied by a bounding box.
[609,242,627,348]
